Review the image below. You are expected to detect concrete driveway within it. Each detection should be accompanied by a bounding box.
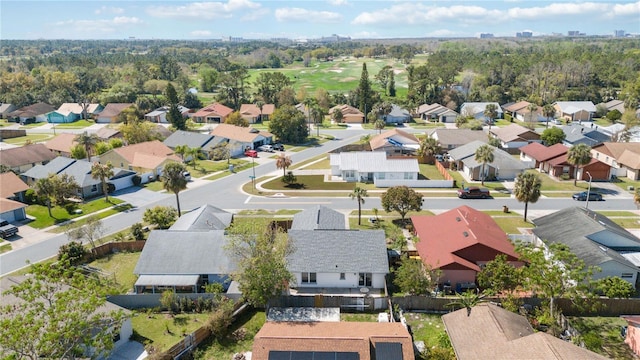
[111,187,171,207]
[107,341,147,360]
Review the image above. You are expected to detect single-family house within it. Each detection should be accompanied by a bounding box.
[239,103,275,123]
[622,315,640,357]
[592,142,640,180]
[45,133,78,157]
[602,99,625,114]
[489,123,541,152]
[22,157,136,199]
[554,101,597,122]
[96,103,134,123]
[169,204,233,231]
[502,100,547,123]
[144,105,190,123]
[0,172,29,222]
[290,205,346,230]
[0,143,57,173]
[369,128,420,155]
[8,102,55,124]
[0,171,29,203]
[287,229,389,291]
[425,128,488,151]
[48,103,103,123]
[330,151,419,184]
[98,140,180,183]
[443,303,608,360]
[330,104,364,123]
[95,127,123,141]
[252,322,415,360]
[383,104,411,124]
[411,206,522,291]
[459,102,503,121]
[0,276,133,357]
[417,103,458,123]
[546,153,611,181]
[192,102,234,123]
[163,130,216,160]
[519,142,569,170]
[133,229,236,294]
[561,122,611,147]
[532,207,640,287]
[0,103,17,119]
[447,141,527,181]
[210,124,274,157]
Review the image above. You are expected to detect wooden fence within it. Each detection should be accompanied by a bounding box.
[85,241,145,261]
[435,160,454,182]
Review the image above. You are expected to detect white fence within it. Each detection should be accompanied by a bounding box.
[374,179,454,188]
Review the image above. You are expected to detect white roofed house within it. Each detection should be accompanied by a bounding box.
[460,102,503,121]
[330,151,419,187]
[554,101,597,122]
[144,105,190,123]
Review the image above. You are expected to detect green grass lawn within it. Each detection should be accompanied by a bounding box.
[132,312,212,353]
[87,251,141,294]
[236,209,301,216]
[0,242,12,254]
[419,164,446,180]
[26,198,123,229]
[404,312,448,349]
[301,158,330,170]
[186,159,250,178]
[611,177,640,193]
[610,217,640,228]
[525,169,592,191]
[491,215,534,234]
[290,154,331,170]
[54,119,94,129]
[567,316,635,359]
[142,181,165,192]
[3,133,53,145]
[49,203,133,233]
[19,122,46,129]
[193,309,266,359]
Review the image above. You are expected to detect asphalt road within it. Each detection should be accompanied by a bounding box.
[1,126,637,275]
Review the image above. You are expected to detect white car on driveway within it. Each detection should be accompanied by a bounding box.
[258,144,274,152]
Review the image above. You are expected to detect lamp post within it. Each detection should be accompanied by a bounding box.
[585,171,593,210]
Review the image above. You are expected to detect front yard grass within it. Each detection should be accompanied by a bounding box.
[26,198,123,229]
[54,119,94,129]
[567,316,635,359]
[3,133,53,145]
[49,203,134,233]
[132,312,211,353]
[87,251,141,294]
[0,242,12,254]
[236,209,300,216]
[142,181,165,192]
[611,177,640,194]
[301,157,330,170]
[491,214,534,234]
[185,159,250,178]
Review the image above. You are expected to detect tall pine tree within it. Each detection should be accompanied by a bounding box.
[165,83,186,130]
[357,63,374,121]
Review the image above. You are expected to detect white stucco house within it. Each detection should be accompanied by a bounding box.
[329,151,419,184]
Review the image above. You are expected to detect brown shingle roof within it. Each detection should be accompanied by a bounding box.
[111,140,176,163]
[45,133,78,154]
[0,172,29,199]
[193,102,234,118]
[0,198,27,213]
[99,103,133,118]
[443,303,608,360]
[329,104,363,116]
[252,322,414,360]
[490,124,540,143]
[592,142,640,159]
[9,102,55,117]
[520,142,568,162]
[0,144,56,168]
[503,100,531,113]
[210,124,273,143]
[618,149,640,170]
[239,104,275,117]
[370,128,419,150]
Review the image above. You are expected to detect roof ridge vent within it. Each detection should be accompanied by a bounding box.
[316,209,321,225]
[463,231,469,237]
[456,217,461,222]
[598,245,608,252]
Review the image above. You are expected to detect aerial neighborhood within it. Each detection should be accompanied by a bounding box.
[1,27,640,360]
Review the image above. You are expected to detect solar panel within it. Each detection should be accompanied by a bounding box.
[375,342,404,360]
[268,351,360,360]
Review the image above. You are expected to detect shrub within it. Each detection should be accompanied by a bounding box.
[24,189,42,204]
[206,298,235,340]
[560,174,570,180]
[131,222,146,241]
[282,171,297,185]
[58,241,87,265]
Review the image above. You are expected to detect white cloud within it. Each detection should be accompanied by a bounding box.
[113,16,143,25]
[95,6,124,15]
[146,0,262,20]
[610,1,640,16]
[275,7,342,23]
[425,29,458,37]
[241,8,270,21]
[190,30,212,37]
[52,17,143,36]
[506,2,609,19]
[352,31,379,39]
[328,0,349,5]
[352,3,500,25]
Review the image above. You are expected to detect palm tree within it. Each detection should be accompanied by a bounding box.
[276,153,292,177]
[483,104,498,129]
[35,176,56,218]
[542,104,556,129]
[91,161,114,203]
[174,145,189,162]
[187,147,200,169]
[514,172,541,222]
[567,143,592,186]
[374,119,386,134]
[303,97,316,132]
[446,290,488,316]
[417,136,442,164]
[474,145,494,185]
[74,131,99,162]
[162,162,188,215]
[256,100,265,123]
[350,187,368,225]
[332,108,344,123]
[526,103,538,129]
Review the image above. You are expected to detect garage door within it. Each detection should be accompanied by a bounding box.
[109,174,135,191]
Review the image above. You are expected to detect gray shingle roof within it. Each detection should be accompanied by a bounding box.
[169,204,233,231]
[290,205,346,230]
[134,230,236,275]
[287,230,389,274]
[21,156,75,179]
[532,207,640,269]
[21,157,132,188]
[447,141,526,170]
[562,123,610,146]
[163,130,215,150]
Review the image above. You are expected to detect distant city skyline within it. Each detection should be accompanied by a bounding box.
[2,0,639,40]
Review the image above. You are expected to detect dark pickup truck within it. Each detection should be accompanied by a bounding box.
[457,187,491,199]
[0,218,18,238]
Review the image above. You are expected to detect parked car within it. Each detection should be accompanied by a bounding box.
[0,218,19,239]
[258,144,274,152]
[572,191,603,201]
[457,187,491,199]
[182,171,191,181]
[244,149,258,158]
[272,143,285,151]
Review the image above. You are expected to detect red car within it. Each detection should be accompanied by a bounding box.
[244,149,258,158]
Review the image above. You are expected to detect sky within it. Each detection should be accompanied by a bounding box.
[2,0,639,40]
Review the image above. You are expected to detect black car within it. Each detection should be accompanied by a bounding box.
[272,143,285,151]
[572,191,603,201]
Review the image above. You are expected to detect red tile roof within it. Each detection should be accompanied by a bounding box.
[520,143,568,162]
[547,153,605,168]
[0,172,29,199]
[411,206,519,271]
[252,322,414,360]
